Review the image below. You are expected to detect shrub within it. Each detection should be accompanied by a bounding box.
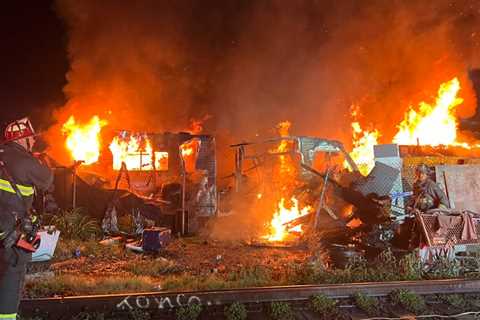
[50,208,101,240]
[390,289,426,314]
[176,303,203,320]
[311,293,337,318]
[353,292,379,316]
[441,294,467,309]
[224,302,248,320]
[269,302,294,320]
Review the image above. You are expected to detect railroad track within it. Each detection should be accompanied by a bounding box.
[20,279,480,319]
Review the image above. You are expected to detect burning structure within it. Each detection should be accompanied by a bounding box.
[51,128,217,236]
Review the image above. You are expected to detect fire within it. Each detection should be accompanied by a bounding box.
[393,78,463,146]
[349,121,379,176]
[263,121,310,242]
[180,138,201,173]
[62,115,107,165]
[109,134,168,171]
[346,106,379,176]
[264,197,312,242]
[348,78,470,173]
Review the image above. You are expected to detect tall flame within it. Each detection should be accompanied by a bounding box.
[62,116,107,165]
[349,121,380,176]
[264,197,312,242]
[348,77,468,173]
[393,78,463,146]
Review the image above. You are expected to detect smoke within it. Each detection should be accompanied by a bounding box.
[49,0,480,164]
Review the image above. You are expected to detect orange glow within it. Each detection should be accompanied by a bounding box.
[348,78,473,174]
[349,121,379,176]
[346,218,362,229]
[346,106,379,176]
[62,115,107,165]
[180,138,201,173]
[263,197,312,242]
[393,78,464,146]
[109,135,168,171]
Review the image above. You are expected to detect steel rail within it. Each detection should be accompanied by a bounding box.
[20,279,480,319]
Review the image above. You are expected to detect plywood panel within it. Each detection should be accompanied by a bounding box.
[435,165,480,212]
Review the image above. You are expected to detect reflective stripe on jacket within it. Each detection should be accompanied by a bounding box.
[0,178,34,197]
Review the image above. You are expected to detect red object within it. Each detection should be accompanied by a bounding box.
[16,234,41,253]
[4,117,36,142]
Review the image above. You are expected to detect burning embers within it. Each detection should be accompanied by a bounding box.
[264,197,312,242]
[109,133,168,171]
[62,116,107,165]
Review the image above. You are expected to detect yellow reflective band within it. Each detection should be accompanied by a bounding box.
[0,178,34,197]
[0,314,16,319]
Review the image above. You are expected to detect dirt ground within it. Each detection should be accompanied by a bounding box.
[45,237,310,277]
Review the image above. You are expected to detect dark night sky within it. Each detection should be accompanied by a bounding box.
[0,0,68,129]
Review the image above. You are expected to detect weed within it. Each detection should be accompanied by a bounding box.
[125,258,183,276]
[269,301,294,320]
[224,302,248,320]
[71,312,105,320]
[310,293,337,318]
[353,292,379,316]
[398,251,423,280]
[129,309,151,320]
[227,266,273,288]
[25,274,155,297]
[427,256,461,279]
[54,239,124,261]
[440,294,467,309]
[175,303,203,320]
[390,289,426,314]
[50,208,101,240]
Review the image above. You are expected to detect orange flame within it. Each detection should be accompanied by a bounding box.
[62,116,107,165]
[264,197,312,242]
[349,121,380,176]
[180,138,201,173]
[346,107,380,176]
[393,77,463,146]
[348,78,470,173]
[109,135,168,171]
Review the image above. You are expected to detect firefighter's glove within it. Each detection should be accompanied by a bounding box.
[0,230,17,249]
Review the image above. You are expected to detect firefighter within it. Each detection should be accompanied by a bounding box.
[0,118,53,319]
[409,163,449,213]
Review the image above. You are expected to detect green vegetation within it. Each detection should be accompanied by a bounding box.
[175,304,203,320]
[353,292,379,316]
[25,275,156,298]
[269,302,294,320]
[440,294,467,309]
[128,309,151,320]
[47,208,101,241]
[390,289,426,314]
[71,312,105,320]
[427,256,461,279]
[310,293,338,319]
[224,302,248,320]
[125,258,183,276]
[54,238,125,260]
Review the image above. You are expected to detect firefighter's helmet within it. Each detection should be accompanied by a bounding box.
[415,163,430,175]
[4,117,36,142]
